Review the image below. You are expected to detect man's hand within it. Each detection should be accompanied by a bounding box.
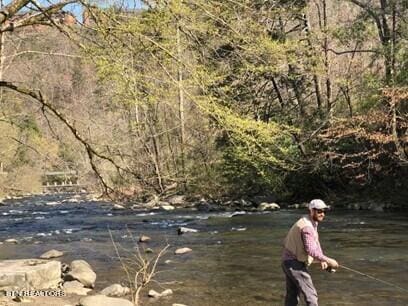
[320,261,328,270]
[326,258,339,268]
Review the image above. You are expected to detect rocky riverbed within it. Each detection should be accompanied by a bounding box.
[0,194,407,306]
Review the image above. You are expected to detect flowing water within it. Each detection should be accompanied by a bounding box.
[0,194,407,305]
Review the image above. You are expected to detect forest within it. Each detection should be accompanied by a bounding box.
[0,0,407,205]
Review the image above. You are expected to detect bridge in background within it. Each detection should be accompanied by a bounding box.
[42,170,86,193]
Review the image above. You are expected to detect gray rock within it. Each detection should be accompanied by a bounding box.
[160,203,175,211]
[257,202,280,211]
[291,202,308,209]
[175,248,192,255]
[148,289,161,298]
[4,239,18,244]
[46,201,62,206]
[139,235,151,243]
[145,248,154,254]
[167,195,186,205]
[368,203,384,212]
[0,259,61,290]
[160,289,173,296]
[145,195,159,208]
[65,260,96,288]
[100,283,130,297]
[252,194,276,205]
[63,280,92,296]
[79,295,133,306]
[177,227,198,235]
[148,289,173,298]
[231,227,247,231]
[112,204,126,210]
[239,199,252,207]
[40,249,64,259]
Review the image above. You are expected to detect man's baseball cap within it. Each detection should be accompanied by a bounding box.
[308,199,328,210]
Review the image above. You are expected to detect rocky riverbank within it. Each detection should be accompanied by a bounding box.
[1,191,406,213]
[0,193,407,306]
[0,240,195,306]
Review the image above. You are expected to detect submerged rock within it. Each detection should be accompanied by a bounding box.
[112,204,126,210]
[177,227,198,235]
[231,227,247,231]
[160,203,175,211]
[230,211,246,217]
[175,248,192,255]
[288,204,300,209]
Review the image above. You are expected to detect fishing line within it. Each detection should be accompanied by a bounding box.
[340,264,408,293]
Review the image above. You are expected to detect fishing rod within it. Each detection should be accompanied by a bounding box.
[328,264,408,293]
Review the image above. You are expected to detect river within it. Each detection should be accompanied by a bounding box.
[0,194,407,305]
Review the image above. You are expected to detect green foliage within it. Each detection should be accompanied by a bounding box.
[356,73,382,112]
[3,0,407,202]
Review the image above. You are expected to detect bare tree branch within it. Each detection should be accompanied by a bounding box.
[4,50,82,59]
[327,48,379,55]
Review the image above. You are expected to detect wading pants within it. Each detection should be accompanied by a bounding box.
[282,259,318,306]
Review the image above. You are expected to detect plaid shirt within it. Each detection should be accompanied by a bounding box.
[282,216,329,263]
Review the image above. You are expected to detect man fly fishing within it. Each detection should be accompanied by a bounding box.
[282,199,339,306]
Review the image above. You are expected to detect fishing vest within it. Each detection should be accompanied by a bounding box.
[283,216,317,265]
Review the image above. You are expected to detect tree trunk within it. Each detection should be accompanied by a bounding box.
[390,94,406,161]
[322,0,332,114]
[176,25,186,188]
[303,12,323,114]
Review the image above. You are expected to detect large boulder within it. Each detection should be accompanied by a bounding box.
[65,260,96,288]
[0,259,61,290]
[79,295,134,306]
